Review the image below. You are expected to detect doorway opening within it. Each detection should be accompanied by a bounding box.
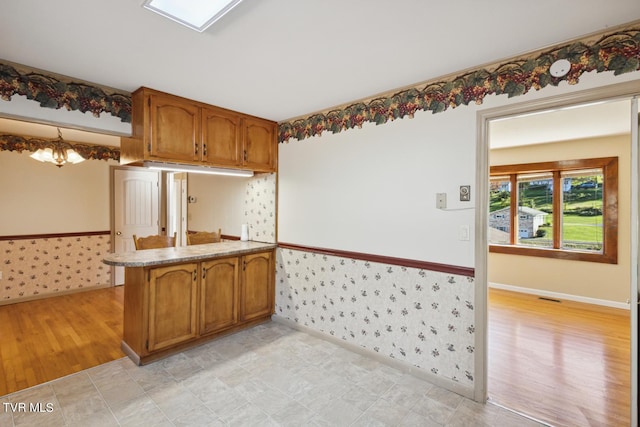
[475,84,639,427]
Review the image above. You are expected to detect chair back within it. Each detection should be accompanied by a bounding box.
[186,229,222,245]
[133,232,177,250]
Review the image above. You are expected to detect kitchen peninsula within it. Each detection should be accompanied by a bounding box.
[103,241,276,365]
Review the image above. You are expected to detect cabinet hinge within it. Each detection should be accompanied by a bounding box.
[147,270,150,281]
[145,339,149,350]
[147,142,151,152]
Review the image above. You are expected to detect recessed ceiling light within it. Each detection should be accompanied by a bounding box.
[142,0,243,32]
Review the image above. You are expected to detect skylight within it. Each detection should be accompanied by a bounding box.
[142,0,243,32]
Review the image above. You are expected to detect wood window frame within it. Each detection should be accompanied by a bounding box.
[489,157,618,264]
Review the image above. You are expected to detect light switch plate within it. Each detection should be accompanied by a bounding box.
[436,193,447,209]
[460,185,471,201]
[459,225,470,241]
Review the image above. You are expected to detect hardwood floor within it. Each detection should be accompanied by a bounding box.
[488,288,631,427]
[0,286,124,396]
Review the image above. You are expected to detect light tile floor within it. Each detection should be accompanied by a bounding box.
[0,322,546,426]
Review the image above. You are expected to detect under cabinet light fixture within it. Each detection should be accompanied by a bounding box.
[144,161,254,177]
[142,0,243,32]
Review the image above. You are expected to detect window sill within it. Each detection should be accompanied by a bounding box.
[489,244,617,264]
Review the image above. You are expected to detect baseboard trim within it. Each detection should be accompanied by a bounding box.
[0,283,113,307]
[489,282,630,310]
[271,314,475,400]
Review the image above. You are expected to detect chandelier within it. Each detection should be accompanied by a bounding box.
[30,128,85,167]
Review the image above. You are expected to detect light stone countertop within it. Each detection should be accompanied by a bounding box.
[102,240,277,267]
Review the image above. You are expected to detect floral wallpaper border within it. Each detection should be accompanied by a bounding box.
[278,22,640,143]
[0,133,120,162]
[0,59,131,122]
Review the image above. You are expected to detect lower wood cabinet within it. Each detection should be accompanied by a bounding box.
[240,251,274,321]
[200,257,239,335]
[148,263,198,352]
[122,249,274,364]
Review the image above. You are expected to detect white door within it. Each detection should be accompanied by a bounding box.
[112,168,160,285]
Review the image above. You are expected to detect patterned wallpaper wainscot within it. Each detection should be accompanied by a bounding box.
[275,248,475,392]
[0,233,111,303]
[244,173,276,243]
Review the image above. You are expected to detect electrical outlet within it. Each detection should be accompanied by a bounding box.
[460,185,471,201]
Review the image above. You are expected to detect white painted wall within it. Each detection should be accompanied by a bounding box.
[187,174,247,237]
[0,150,115,235]
[279,105,477,267]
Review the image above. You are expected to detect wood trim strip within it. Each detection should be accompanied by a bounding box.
[0,231,110,241]
[277,242,475,277]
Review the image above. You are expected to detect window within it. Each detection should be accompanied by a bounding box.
[489,157,617,264]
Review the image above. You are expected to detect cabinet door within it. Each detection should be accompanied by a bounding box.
[202,107,241,166]
[200,257,239,335]
[148,263,198,352]
[149,94,200,162]
[240,251,274,321]
[242,117,276,172]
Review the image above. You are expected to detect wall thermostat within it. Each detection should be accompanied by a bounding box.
[460,185,471,201]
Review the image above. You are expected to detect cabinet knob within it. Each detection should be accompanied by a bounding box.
[116,231,122,236]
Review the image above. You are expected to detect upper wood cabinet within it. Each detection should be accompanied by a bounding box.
[201,107,241,167]
[148,93,200,162]
[242,116,277,173]
[122,87,277,173]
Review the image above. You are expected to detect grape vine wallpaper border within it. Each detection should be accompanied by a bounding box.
[0,59,131,122]
[0,133,120,162]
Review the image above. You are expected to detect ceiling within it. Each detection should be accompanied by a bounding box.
[0,1,639,146]
[489,99,633,149]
